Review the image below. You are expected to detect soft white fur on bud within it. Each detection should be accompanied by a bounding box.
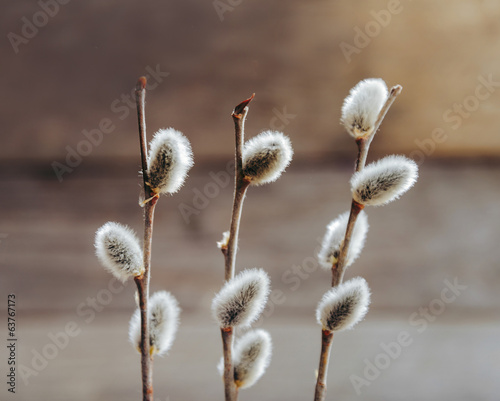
[129,291,180,356]
[147,128,194,194]
[95,222,144,282]
[318,211,368,270]
[212,268,270,328]
[233,329,272,389]
[317,277,371,332]
[217,231,230,249]
[351,155,418,206]
[341,78,388,138]
[242,131,293,186]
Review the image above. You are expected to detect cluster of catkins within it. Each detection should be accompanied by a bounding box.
[94,117,293,390]
[316,78,418,334]
[95,128,193,357]
[212,126,293,390]
[92,78,419,397]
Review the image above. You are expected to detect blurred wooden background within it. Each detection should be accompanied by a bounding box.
[1,0,500,400]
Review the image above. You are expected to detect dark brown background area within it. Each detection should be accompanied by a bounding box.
[1,1,499,400]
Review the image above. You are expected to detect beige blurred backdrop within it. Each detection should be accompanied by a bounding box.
[1,1,499,400]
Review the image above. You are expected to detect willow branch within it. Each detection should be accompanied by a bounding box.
[219,94,255,401]
[221,328,239,401]
[313,330,334,401]
[137,77,149,184]
[135,76,157,401]
[355,84,402,172]
[331,200,364,287]
[334,84,402,286]
[319,84,402,401]
[223,94,254,282]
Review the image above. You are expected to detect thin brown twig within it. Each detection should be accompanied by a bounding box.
[223,94,254,282]
[315,84,403,401]
[331,200,364,287]
[219,94,255,401]
[372,85,402,140]
[355,85,402,173]
[313,330,334,401]
[137,77,149,183]
[221,328,239,401]
[334,85,402,285]
[135,76,157,401]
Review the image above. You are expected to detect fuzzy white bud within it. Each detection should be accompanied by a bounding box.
[147,128,194,194]
[351,155,418,206]
[95,222,144,282]
[233,329,272,389]
[129,291,180,356]
[316,277,371,332]
[242,131,293,186]
[341,78,388,138]
[317,211,368,270]
[217,231,230,250]
[212,268,270,328]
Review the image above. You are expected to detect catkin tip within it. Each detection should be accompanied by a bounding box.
[317,211,369,270]
[233,329,272,389]
[351,155,418,206]
[212,268,270,328]
[147,128,194,195]
[341,78,388,139]
[242,131,293,186]
[94,222,143,282]
[129,291,181,356]
[316,277,371,332]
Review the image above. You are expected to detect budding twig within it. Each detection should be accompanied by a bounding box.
[335,85,402,286]
[135,76,158,401]
[218,94,255,401]
[331,200,364,287]
[315,82,403,401]
[223,94,254,282]
[313,329,334,401]
[221,327,239,401]
[355,85,402,172]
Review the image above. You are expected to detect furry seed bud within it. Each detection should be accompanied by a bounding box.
[233,329,272,389]
[318,211,368,270]
[95,222,144,282]
[316,277,371,332]
[341,78,388,138]
[242,131,293,186]
[217,231,230,250]
[147,128,194,194]
[212,268,270,328]
[129,291,180,356]
[351,155,418,206]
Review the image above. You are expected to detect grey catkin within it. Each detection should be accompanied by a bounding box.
[95,222,144,282]
[351,155,418,206]
[242,131,293,186]
[316,277,371,332]
[147,128,194,195]
[212,268,270,328]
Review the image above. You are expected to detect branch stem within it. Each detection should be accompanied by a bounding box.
[373,85,402,139]
[136,77,149,184]
[223,94,254,282]
[135,76,157,401]
[355,84,402,173]
[313,330,334,401]
[355,137,370,173]
[319,84,402,401]
[221,328,238,401]
[331,200,364,287]
[219,94,255,401]
[333,84,402,286]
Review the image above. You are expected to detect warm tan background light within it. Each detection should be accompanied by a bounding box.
[2,1,499,400]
